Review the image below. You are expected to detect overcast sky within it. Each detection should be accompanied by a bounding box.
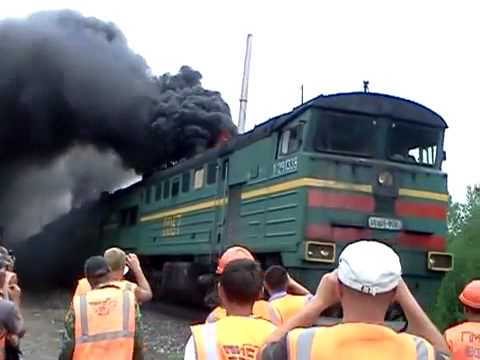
[4,0,479,202]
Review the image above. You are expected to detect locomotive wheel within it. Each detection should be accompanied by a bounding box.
[160,261,207,305]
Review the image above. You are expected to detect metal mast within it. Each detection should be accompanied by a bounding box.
[238,34,253,134]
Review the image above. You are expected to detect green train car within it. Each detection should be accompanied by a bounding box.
[99,91,454,311]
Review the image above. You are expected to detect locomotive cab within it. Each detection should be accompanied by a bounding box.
[273,93,453,312]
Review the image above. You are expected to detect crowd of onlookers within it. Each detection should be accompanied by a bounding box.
[0,241,477,359]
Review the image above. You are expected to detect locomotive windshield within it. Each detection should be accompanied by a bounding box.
[388,121,442,168]
[311,108,444,169]
[314,111,377,157]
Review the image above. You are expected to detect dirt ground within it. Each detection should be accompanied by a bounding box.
[19,290,206,360]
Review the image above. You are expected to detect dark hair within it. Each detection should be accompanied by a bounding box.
[465,305,480,315]
[220,259,263,305]
[264,265,288,292]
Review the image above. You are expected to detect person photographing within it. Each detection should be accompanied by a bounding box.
[60,256,144,360]
[73,248,152,304]
[259,240,450,360]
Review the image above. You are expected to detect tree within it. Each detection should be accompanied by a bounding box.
[433,185,480,330]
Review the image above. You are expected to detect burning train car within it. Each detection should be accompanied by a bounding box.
[90,91,453,313]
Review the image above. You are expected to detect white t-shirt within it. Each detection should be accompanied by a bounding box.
[184,335,195,360]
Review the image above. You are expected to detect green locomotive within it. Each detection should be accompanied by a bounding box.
[99,91,453,311]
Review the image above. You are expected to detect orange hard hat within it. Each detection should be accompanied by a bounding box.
[459,280,480,309]
[216,246,254,274]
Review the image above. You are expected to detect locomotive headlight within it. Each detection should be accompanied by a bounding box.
[378,171,393,186]
[427,252,454,271]
[305,241,336,263]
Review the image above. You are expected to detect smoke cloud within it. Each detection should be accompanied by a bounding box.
[0,9,236,242]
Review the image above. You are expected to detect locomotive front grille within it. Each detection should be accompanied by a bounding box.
[305,241,336,263]
[427,251,454,271]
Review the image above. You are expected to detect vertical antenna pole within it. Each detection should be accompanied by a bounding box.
[238,34,253,134]
[301,84,304,104]
[363,80,369,93]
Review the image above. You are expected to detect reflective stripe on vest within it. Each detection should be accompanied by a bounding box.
[192,316,276,360]
[292,327,317,360]
[194,323,218,360]
[413,336,429,360]
[77,290,134,344]
[291,327,432,360]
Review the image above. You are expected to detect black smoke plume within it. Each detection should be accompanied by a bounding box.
[0,10,236,242]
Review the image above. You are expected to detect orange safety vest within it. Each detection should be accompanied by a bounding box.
[269,292,312,325]
[74,278,91,297]
[445,321,480,360]
[74,278,136,297]
[205,300,280,325]
[287,322,435,360]
[72,284,136,360]
[192,315,276,360]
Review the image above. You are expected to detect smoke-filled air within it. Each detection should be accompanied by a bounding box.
[0,9,236,242]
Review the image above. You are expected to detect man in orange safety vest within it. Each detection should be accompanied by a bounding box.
[205,246,309,325]
[185,258,276,360]
[264,265,313,325]
[444,280,480,360]
[73,247,152,304]
[205,246,279,324]
[59,256,144,360]
[259,240,451,360]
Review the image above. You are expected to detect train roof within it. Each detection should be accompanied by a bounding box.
[108,91,447,195]
[262,91,448,130]
[223,91,447,153]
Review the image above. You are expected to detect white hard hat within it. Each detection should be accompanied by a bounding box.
[337,240,402,296]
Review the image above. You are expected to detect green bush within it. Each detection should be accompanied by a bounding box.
[432,186,480,331]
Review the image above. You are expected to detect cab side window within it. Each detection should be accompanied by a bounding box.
[278,124,303,156]
[194,168,204,190]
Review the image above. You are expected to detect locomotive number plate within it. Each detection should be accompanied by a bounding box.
[368,216,402,231]
[273,156,298,177]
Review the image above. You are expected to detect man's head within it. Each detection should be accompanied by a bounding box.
[264,265,288,294]
[336,240,402,321]
[84,256,111,288]
[218,259,263,310]
[104,247,127,281]
[459,280,480,320]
